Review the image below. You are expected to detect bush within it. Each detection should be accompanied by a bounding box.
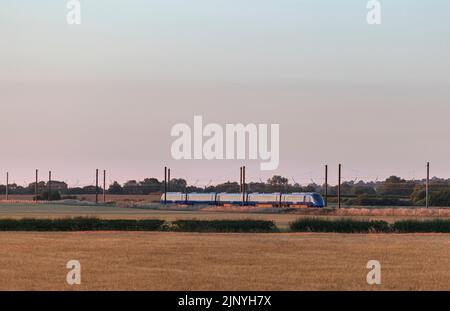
[392,219,450,233]
[0,217,165,231]
[172,219,277,233]
[345,195,410,206]
[3,217,450,233]
[290,218,390,233]
[411,187,450,207]
[429,190,450,207]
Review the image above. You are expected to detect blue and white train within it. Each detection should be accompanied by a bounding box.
[161,192,325,208]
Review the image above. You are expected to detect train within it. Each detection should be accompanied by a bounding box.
[160,192,325,208]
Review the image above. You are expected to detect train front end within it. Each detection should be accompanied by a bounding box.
[310,193,325,208]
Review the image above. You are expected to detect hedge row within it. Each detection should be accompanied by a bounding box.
[290,218,390,233]
[392,219,450,233]
[1,217,450,233]
[290,218,450,233]
[0,218,276,233]
[0,218,165,231]
[172,219,277,233]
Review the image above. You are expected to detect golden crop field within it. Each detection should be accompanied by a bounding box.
[1,203,449,291]
[0,232,449,291]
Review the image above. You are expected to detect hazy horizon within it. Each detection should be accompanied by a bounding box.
[1,1,450,187]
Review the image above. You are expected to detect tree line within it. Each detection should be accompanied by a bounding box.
[1,175,450,206]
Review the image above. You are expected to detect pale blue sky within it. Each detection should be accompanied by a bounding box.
[1,1,449,186]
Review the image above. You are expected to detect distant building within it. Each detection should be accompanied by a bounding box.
[28,181,46,193]
[49,181,68,192]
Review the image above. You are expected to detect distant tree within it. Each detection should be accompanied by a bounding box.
[140,178,162,194]
[380,176,415,196]
[108,181,123,194]
[291,183,304,192]
[169,178,187,192]
[123,180,143,195]
[411,185,450,207]
[207,181,240,193]
[267,176,289,192]
[302,184,319,193]
[354,185,377,196]
[267,176,289,186]
[429,189,450,207]
[185,186,204,193]
[247,182,267,193]
[340,182,354,196]
[410,185,426,205]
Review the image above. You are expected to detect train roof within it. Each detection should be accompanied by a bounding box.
[162,192,321,195]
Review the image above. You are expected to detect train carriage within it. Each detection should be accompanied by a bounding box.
[161,192,187,204]
[282,193,324,208]
[216,193,245,205]
[161,191,325,208]
[185,193,217,205]
[247,193,281,206]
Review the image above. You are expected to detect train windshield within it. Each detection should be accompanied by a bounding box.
[311,193,325,207]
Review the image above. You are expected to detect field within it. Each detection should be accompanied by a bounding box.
[0,202,449,290]
[1,232,449,290]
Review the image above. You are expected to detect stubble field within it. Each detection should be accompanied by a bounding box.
[0,203,449,291]
[0,231,449,291]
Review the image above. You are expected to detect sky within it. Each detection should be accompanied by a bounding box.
[1,1,450,187]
